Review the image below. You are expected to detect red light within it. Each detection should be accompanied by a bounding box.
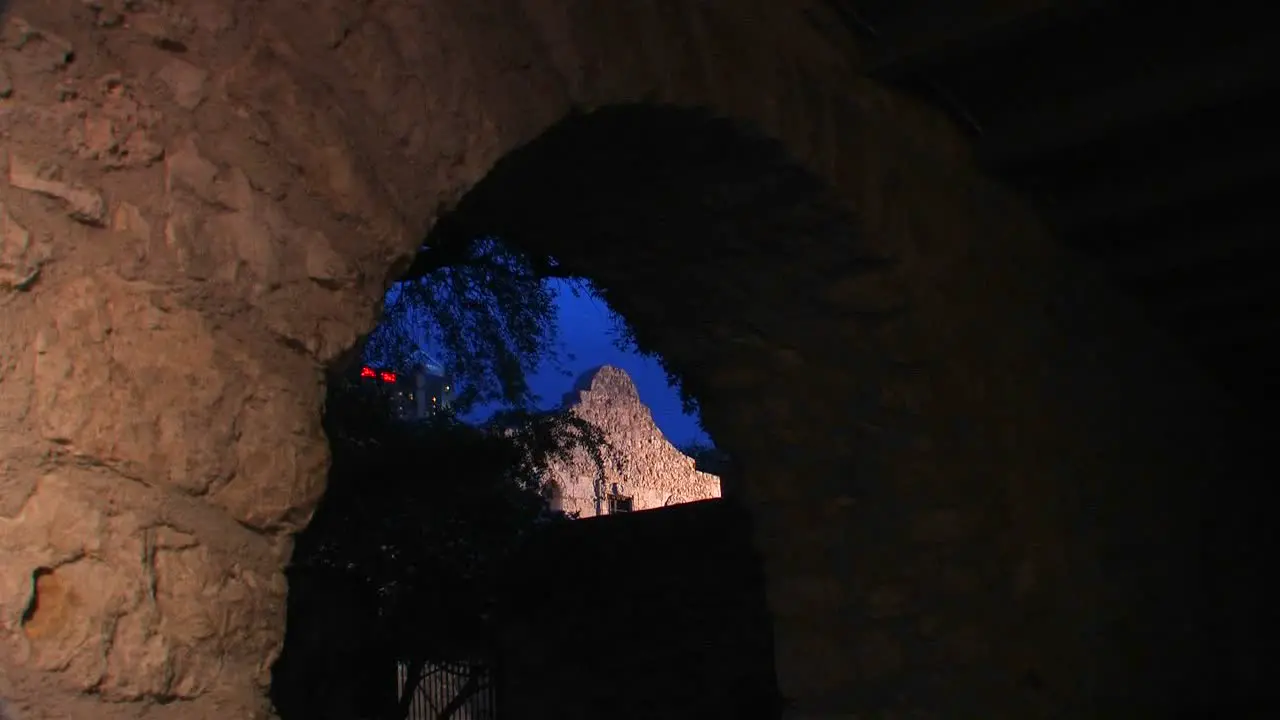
[359,366,375,379]
[380,371,397,383]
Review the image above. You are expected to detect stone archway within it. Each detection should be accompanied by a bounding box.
[1,2,1229,719]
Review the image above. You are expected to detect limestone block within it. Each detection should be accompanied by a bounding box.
[209,205,282,286]
[0,202,43,291]
[66,96,165,169]
[2,17,73,74]
[103,609,172,698]
[151,540,289,694]
[0,474,108,629]
[1,460,293,707]
[163,137,296,290]
[0,472,151,694]
[211,388,329,532]
[111,201,152,244]
[155,58,208,110]
[125,11,194,51]
[7,155,107,226]
[79,0,125,29]
[31,274,237,493]
[70,115,117,159]
[0,447,38,520]
[302,229,358,289]
[164,136,219,202]
[21,559,137,691]
[163,199,216,279]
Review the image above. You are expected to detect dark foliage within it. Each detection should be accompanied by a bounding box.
[678,441,715,462]
[363,236,585,414]
[678,441,729,476]
[274,375,620,720]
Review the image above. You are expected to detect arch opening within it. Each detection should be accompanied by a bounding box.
[273,103,861,720]
[355,230,724,518]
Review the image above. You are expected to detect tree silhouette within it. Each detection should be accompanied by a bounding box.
[273,376,620,720]
[364,235,590,414]
[274,229,637,718]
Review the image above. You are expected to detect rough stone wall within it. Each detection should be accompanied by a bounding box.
[542,366,720,518]
[498,498,777,720]
[0,1,1234,719]
[0,4,373,718]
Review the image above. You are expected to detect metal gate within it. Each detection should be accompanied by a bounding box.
[395,660,497,720]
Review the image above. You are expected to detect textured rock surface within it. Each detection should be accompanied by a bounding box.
[544,366,719,517]
[0,1,1233,718]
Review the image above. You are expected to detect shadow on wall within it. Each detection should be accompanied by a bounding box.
[421,103,866,462]
[496,499,783,720]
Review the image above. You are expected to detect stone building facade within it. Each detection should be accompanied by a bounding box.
[541,366,720,518]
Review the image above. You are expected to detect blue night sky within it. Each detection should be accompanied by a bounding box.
[457,280,711,448]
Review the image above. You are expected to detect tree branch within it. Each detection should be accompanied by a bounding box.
[437,668,485,720]
[394,657,429,720]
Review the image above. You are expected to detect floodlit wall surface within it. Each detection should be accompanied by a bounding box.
[542,366,720,518]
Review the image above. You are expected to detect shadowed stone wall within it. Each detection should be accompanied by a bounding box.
[544,365,720,518]
[0,1,1232,718]
[498,498,777,720]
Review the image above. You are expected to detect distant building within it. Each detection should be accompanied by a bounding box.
[345,361,719,514]
[352,358,455,419]
[540,365,721,517]
[390,365,721,719]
